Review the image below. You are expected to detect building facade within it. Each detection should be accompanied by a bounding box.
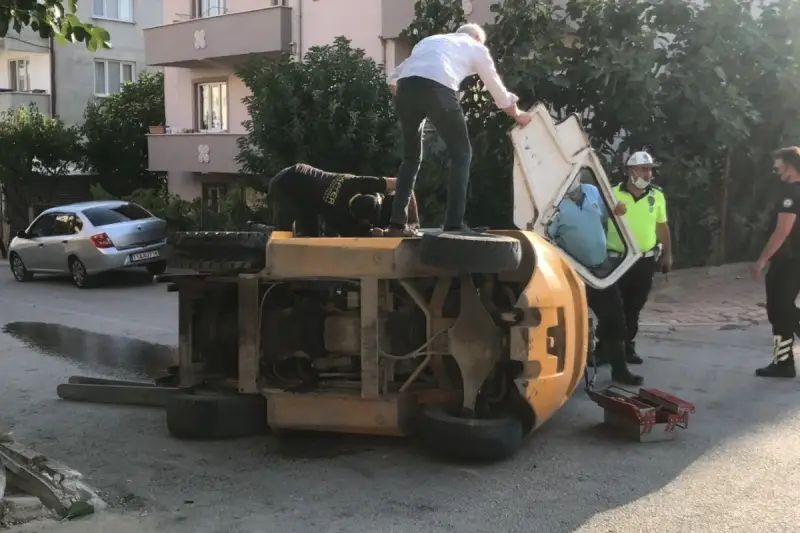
[0,0,162,126]
[145,0,500,202]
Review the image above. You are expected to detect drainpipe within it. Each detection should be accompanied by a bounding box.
[48,36,57,117]
[297,0,303,60]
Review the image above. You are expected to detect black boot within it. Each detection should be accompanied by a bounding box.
[609,341,644,386]
[625,341,643,365]
[755,335,796,378]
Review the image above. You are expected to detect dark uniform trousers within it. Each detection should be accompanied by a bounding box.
[597,256,656,347]
[765,258,800,340]
[587,285,627,343]
[269,167,321,237]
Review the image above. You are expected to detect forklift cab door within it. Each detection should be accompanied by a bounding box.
[510,103,642,289]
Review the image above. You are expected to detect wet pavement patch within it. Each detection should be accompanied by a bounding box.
[2,322,176,381]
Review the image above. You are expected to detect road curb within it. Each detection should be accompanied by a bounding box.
[0,439,106,524]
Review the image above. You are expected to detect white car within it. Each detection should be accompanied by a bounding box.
[9,200,168,288]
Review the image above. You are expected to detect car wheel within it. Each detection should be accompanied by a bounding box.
[146,260,168,276]
[69,257,91,289]
[9,253,33,282]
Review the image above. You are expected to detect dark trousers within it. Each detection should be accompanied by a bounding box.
[391,76,472,229]
[597,256,656,345]
[765,258,800,339]
[587,285,627,342]
[269,169,320,237]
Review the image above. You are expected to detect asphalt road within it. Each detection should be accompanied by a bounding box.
[0,265,798,533]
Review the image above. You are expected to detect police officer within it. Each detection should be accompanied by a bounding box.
[269,163,416,237]
[750,147,800,379]
[594,151,672,366]
[548,179,643,385]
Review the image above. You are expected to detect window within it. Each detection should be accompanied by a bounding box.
[52,214,78,236]
[93,0,133,21]
[196,82,228,131]
[196,0,226,17]
[205,185,227,213]
[9,59,29,92]
[82,204,153,227]
[94,60,135,95]
[28,214,56,238]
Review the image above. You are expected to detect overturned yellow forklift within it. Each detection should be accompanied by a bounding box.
[57,104,648,461]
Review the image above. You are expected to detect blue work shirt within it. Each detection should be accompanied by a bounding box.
[547,184,609,268]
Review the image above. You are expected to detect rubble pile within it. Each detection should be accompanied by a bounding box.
[0,433,105,528]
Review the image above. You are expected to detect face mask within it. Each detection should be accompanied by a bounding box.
[631,177,649,190]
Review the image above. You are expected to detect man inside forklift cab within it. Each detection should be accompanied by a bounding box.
[547,178,644,386]
[268,163,419,237]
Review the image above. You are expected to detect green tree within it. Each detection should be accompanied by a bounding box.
[236,36,399,192]
[0,104,82,228]
[81,71,165,197]
[402,0,800,265]
[0,1,110,50]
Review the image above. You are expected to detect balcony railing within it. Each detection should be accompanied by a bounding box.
[144,6,292,68]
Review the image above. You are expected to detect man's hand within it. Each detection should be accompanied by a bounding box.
[514,113,532,127]
[503,105,532,127]
[750,260,767,280]
[389,84,397,96]
[385,177,397,192]
[660,252,673,273]
[613,203,627,216]
[370,228,386,237]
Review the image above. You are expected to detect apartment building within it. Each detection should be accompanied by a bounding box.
[145,0,499,202]
[0,0,162,126]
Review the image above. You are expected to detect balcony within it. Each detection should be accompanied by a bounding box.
[0,91,50,114]
[144,7,292,68]
[148,132,245,174]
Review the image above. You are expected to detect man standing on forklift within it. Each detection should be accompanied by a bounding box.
[385,23,531,237]
[750,147,800,378]
[594,151,672,367]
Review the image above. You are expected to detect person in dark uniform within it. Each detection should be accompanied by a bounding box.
[593,151,672,367]
[269,163,409,237]
[751,147,800,378]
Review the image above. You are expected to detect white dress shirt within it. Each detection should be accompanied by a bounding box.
[387,33,519,110]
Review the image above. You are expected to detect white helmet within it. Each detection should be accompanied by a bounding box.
[626,151,655,167]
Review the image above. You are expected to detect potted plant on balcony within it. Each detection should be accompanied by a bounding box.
[148,124,166,134]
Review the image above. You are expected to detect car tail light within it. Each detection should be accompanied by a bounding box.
[90,233,114,249]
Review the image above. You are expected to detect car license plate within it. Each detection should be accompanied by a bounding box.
[130,250,159,262]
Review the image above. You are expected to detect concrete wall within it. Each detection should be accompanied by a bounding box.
[53,0,163,126]
[298,0,384,63]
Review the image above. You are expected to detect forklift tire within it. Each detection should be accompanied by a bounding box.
[418,406,524,462]
[166,390,268,440]
[419,231,522,273]
[168,231,269,273]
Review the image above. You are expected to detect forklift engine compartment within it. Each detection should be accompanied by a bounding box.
[55,103,678,461]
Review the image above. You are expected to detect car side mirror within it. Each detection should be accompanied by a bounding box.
[16,230,27,239]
